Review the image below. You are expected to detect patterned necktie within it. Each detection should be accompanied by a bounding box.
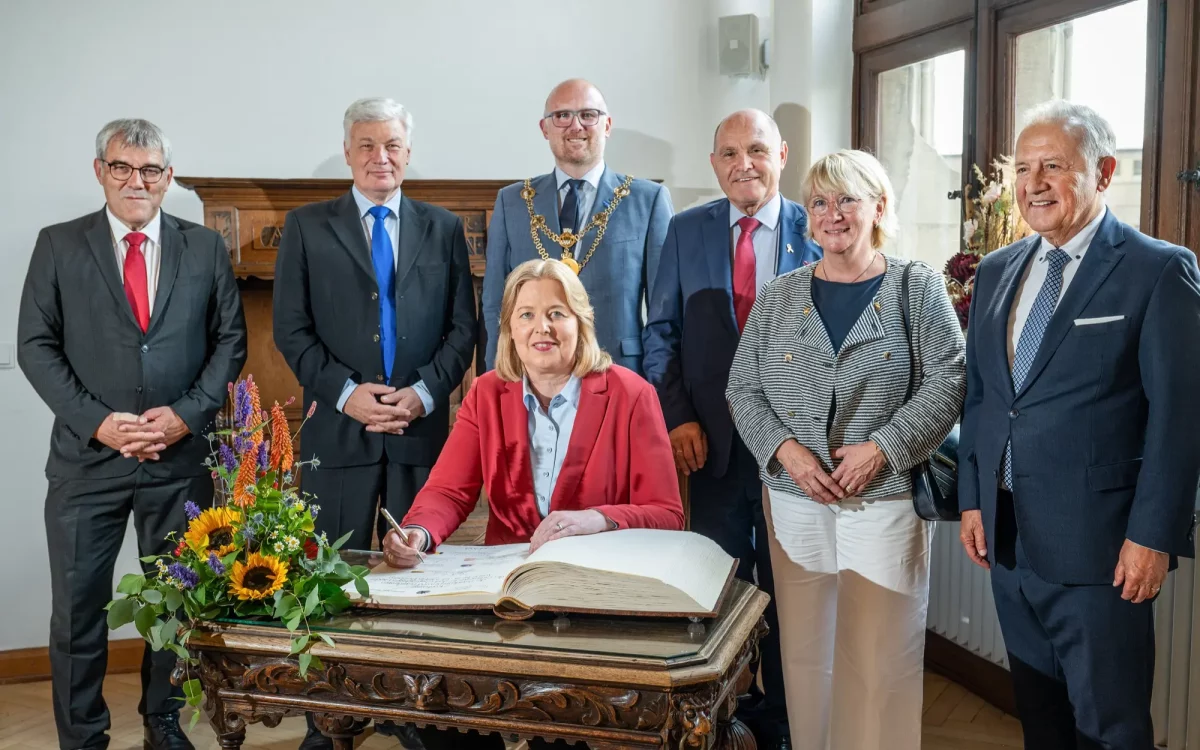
[1003,247,1071,488]
[559,179,585,233]
[368,206,396,380]
[733,216,761,331]
[123,231,150,333]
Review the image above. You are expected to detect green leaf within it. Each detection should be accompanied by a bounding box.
[167,642,190,661]
[188,710,202,730]
[163,587,184,613]
[117,574,146,595]
[289,634,311,654]
[106,598,136,630]
[331,530,354,551]
[308,654,324,672]
[354,576,369,598]
[298,652,312,677]
[140,588,163,605]
[285,612,302,632]
[183,678,203,703]
[139,555,162,563]
[135,603,159,638]
[317,633,335,647]
[148,621,166,651]
[192,586,207,607]
[303,586,321,617]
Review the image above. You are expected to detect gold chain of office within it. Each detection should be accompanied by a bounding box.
[520,174,634,274]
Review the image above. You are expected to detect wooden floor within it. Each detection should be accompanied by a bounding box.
[0,670,1022,749]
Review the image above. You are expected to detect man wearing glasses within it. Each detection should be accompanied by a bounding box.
[17,118,247,750]
[481,78,673,375]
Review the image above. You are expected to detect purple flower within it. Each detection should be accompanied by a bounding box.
[184,501,201,521]
[234,380,251,428]
[166,563,199,590]
[309,504,320,520]
[242,526,255,543]
[257,441,269,470]
[219,443,237,473]
[233,433,247,454]
[207,553,225,576]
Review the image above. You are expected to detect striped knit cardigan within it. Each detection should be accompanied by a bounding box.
[726,255,966,499]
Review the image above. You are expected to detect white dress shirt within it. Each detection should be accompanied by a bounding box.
[523,375,582,518]
[1008,207,1108,362]
[729,192,782,292]
[107,207,163,311]
[554,162,606,231]
[336,186,434,415]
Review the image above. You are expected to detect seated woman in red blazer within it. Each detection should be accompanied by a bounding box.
[382,258,684,568]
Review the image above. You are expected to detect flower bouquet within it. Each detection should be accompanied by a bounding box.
[104,376,369,722]
[945,156,1033,329]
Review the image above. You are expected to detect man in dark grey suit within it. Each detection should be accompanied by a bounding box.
[18,118,247,750]
[272,98,476,750]
[481,78,673,375]
[959,101,1200,750]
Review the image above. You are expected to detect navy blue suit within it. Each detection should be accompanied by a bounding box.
[960,210,1200,749]
[643,195,820,741]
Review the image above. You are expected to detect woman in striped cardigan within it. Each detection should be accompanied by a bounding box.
[726,150,965,750]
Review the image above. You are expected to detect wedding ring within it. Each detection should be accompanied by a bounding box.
[556,522,564,531]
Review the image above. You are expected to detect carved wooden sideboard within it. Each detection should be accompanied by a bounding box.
[178,562,767,750]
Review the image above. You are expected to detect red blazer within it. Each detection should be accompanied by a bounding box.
[402,365,685,547]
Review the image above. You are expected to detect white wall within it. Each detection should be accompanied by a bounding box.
[0,0,851,651]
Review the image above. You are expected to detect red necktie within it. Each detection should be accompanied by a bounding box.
[733,216,760,331]
[123,231,150,333]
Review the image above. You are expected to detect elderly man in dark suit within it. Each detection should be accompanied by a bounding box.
[18,118,247,750]
[481,78,673,375]
[959,100,1200,750]
[272,97,477,750]
[643,109,822,750]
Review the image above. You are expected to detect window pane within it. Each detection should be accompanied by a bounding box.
[1014,0,1147,228]
[876,50,966,270]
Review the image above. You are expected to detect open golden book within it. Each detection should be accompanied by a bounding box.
[344,529,737,620]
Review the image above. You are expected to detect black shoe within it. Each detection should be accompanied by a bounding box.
[766,736,791,750]
[298,724,334,750]
[143,712,195,750]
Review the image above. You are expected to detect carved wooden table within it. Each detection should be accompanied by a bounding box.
[180,568,767,750]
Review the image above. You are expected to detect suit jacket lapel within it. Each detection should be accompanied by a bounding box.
[85,209,141,330]
[328,191,376,282]
[992,236,1041,394]
[549,371,608,511]
[501,381,544,531]
[147,214,183,335]
[1016,213,1125,397]
[789,268,837,358]
[394,197,431,293]
[532,171,561,235]
[589,168,620,229]
[776,198,818,275]
[704,200,739,335]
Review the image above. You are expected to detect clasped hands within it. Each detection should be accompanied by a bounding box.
[344,384,425,434]
[774,438,886,505]
[382,509,611,569]
[95,406,189,461]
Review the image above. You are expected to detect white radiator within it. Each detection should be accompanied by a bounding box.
[926,522,1008,667]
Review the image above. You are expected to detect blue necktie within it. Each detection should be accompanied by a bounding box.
[559,179,585,233]
[1003,247,1071,488]
[368,205,396,380]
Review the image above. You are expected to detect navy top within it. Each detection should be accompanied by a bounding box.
[812,274,885,353]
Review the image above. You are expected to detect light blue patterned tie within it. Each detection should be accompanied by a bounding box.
[368,205,396,380]
[1003,247,1071,488]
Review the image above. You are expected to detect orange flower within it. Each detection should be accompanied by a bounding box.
[231,449,259,507]
[268,403,293,474]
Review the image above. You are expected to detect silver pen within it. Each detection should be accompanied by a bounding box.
[380,507,426,563]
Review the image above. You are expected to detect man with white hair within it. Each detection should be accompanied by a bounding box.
[18,118,247,750]
[481,78,673,375]
[958,100,1200,749]
[273,98,476,749]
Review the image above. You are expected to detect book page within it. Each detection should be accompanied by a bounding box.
[515,530,734,612]
[348,543,530,604]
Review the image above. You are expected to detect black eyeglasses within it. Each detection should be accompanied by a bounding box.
[543,109,607,128]
[102,160,166,183]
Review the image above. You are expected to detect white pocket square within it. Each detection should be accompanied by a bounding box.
[1074,315,1125,326]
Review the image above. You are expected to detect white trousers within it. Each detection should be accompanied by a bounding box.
[765,487,933,750]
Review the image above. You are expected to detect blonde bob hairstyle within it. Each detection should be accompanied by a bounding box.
[494,259,612,382]
[802,149,899,250]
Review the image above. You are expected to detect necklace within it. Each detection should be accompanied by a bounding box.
[520,174,635,274]
[818,251,880,283]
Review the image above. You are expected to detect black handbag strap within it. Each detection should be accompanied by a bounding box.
[900,262,917,402]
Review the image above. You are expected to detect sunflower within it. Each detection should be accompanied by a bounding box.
[184,507,242,557]
[228,552,289,600]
